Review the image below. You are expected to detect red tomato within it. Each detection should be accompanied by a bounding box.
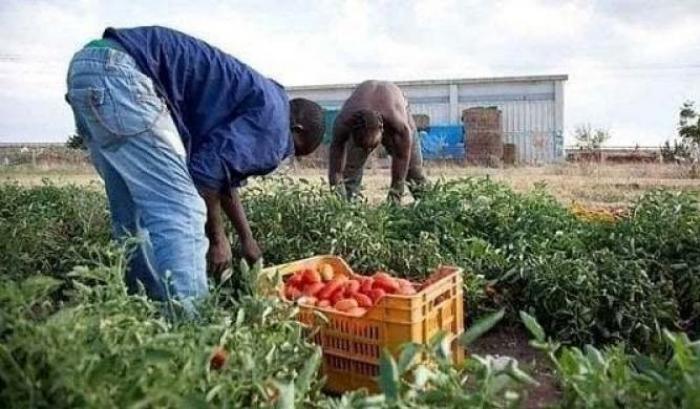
[287,272,303,287]
[369,288,386,303]
[285,285,302,301]
[330,288,345,305]
[374,276,400,293]
[334,298,358,311]
[317,276,347,300]
[373,272,393,281]
[345,307,367,317]
[344,280,360,296]
[210,346,229,370]
[303,282,325,297]
[353,293,373,308]
[397,285,417,295]
[301,269,322,285]
[359,277,374,294]
[298,296,317,306]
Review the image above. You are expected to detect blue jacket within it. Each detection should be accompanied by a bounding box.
[104,26,293,191]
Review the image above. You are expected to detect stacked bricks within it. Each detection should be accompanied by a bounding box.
[503,143,517,165]
[462,107,503,166]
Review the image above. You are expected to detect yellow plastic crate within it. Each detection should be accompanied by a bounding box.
[261,255,465,393]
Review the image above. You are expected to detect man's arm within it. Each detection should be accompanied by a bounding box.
[199,187,261,272]
[388,123,412,203]
[328,121,351,188]
[220,188,261,264]
[199,188,233,274]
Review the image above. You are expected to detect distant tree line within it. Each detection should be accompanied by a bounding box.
[661,101,699,163]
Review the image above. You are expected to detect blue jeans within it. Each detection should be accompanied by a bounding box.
[66,47,208,306]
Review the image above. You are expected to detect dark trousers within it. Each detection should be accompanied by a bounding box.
[343,132,427,200]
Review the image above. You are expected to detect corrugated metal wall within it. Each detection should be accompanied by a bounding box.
[410,103,450,125]
[455,99,557,163]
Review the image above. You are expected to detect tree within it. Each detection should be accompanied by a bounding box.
[66,133,86,150]
[679,101,700,144]
[573,124,611,150]
[660,139,691,163]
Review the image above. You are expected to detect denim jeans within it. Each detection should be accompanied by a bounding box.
[66,47,208,307]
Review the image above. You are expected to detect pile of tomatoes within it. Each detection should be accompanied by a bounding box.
[283,264,417,317]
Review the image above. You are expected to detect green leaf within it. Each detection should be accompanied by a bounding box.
[584,345,605,369]
[519,310,545,342]
[413,365,437,389]
[265,345,277,364]
[296,348,321,399]
[143,347,176,364]
[428,331,447,350]
[205,385,224,402]
[273,380,295,409]
[397,343,420,375]
[506,360,539,386]
[459,309,505,346]
[220,267,232,283]
[235,308,246,326]
[179,394,209,409]
[435,336,452,362]
[378,349,400,402]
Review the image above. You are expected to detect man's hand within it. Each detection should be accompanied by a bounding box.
[220,188,263,265]
[199,187,261,274]
[207,234,233,276]
[240,237,262,265]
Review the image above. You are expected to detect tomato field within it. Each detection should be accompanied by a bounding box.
[1,178,699,408]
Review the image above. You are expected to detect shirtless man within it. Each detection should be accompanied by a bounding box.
[328,80,427,202]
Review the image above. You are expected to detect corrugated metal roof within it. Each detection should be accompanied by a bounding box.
[286,74,568,91]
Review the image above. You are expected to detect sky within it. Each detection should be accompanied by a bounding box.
[0,0,698,146]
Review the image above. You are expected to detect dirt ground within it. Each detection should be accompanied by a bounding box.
[6,162,700,208]
[293,161,700,207]
[470,326,561,409]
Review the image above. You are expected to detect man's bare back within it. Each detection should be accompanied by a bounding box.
[334,81,411,132]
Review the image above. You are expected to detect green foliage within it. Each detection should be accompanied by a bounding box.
[2,179,700,407]
[3,179,698,350]
[0,258,326,408]
[679,101,700,144]
[661,139,692,163]
[327,315,531,409]
[521,312,700,409]
[243,178,699,348]
[65,133,87,150]
[0,182,112,281]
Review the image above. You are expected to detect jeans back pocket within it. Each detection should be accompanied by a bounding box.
[67,79,165,140]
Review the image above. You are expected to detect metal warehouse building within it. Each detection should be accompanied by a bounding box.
[287,74,567,164]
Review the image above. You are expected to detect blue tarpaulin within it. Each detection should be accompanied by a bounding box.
[420,125,465,160]
[320,109,466,160]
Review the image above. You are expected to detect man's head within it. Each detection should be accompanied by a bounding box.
[350,109,383,151]
[289,98,325,156]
